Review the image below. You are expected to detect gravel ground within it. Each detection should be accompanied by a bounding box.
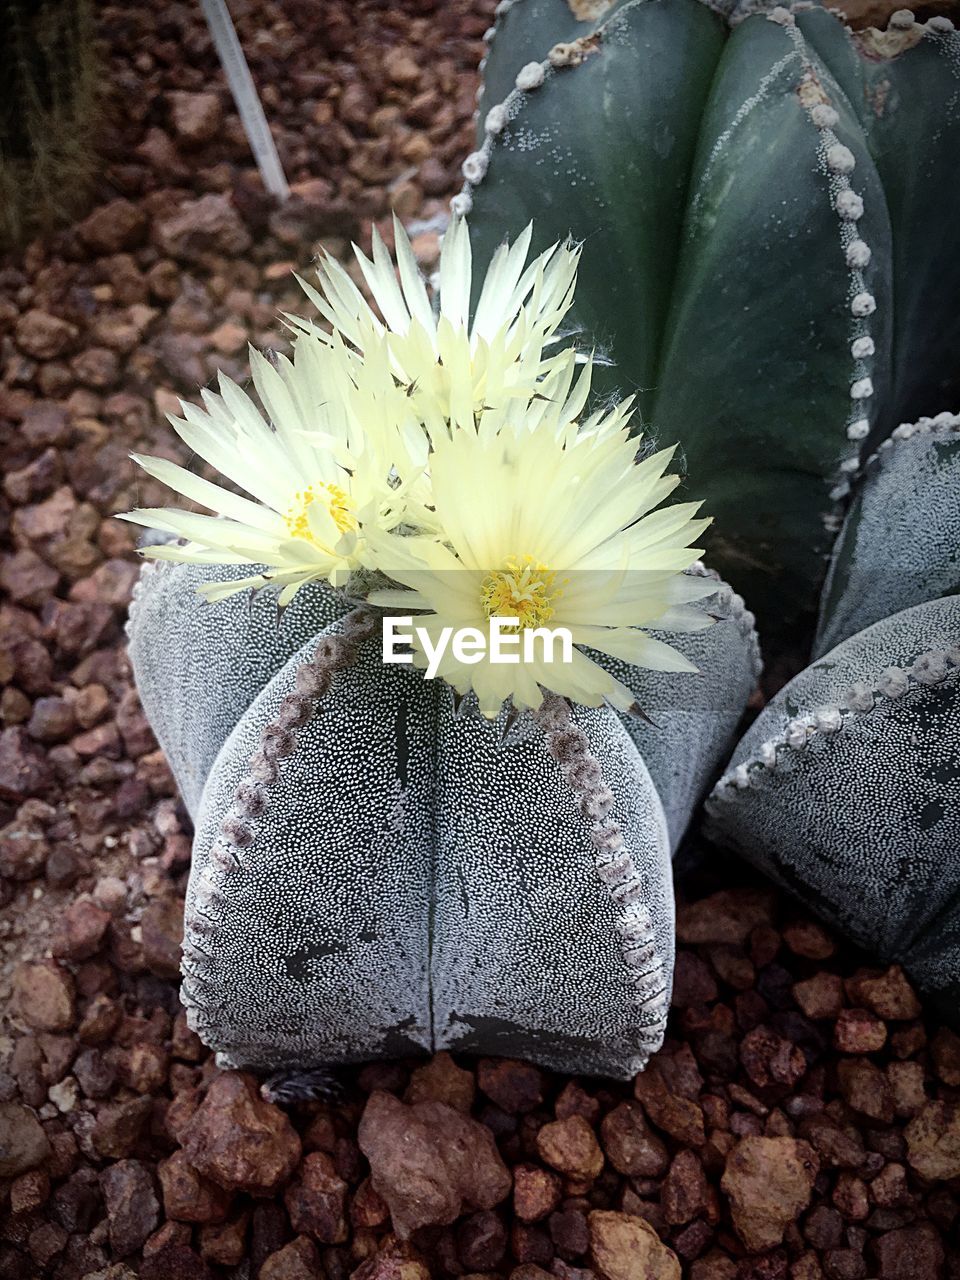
[2,2,960,1278]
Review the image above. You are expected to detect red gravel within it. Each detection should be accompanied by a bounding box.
[2,2,960,1279]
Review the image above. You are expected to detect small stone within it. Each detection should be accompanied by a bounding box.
[555,1080,600,1125]
[477,1058,544,1113]
[158,1150,232,1223]
[91,1096,154,1159]
[15,309,78,359]
[51,898,112,960]
[259,1234,323,1280]
[837,1058,894,1123]
[634,1069,706,1146]
[13,959,76,1031]
[793,973,844,1020]
[384,46,421,87]
[588,1209,681,1280]
[844,967,920,1021]
[661,1149,708,1225]
[199,1210,249,1265]
[168,91,223,144]
[600,1100,669,1177]
[783,919,836,960]
[48,1076,80,1113]
[27,695,75,743]
[77,198,147,253]
[834,1008,886,1053]
[871,1223,944,1280]
[358,1090,511,1238]
[405,1052,475,1112]
[284,1151,348,1242]
[10,1166,50,1213]
[513,1163,563,1222]
[677,889,775,945]
[140,896,184,978]
[886,1060,926,1117]
[155,194,252,263]
[0,1101,51,1175]
[931,1027,960,1085]
[100,1159,161,1256]
[740,1026,806,1089]
[0,725,55,798]
[721,1137,819,1251]
[0,810,50,879]
[905,1099,960,1180]
[797,1113,866,1170]
[457,1208,508,1270]
[536,1114,604,1181]
[869,1163,908,1209]
[182,1072,301,1194]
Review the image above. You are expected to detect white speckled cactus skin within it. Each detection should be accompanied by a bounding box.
[127,558,759,1078]
[816,413,960,658]
[706,595,960,1018]
[127,559,347,817]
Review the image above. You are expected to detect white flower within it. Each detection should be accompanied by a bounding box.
[119,329,420,604]
[119,217,581,604]
[290,214,582,434]
[368,383,714,719]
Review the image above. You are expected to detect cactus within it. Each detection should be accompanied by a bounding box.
[461,0,960,630]
[706,596,960,1025]
[0,0,101,250]
[462,0,960,1019]
[815,411,960,656]
[128,559,759,1077]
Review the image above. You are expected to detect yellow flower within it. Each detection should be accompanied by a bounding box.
[368,381,715,719]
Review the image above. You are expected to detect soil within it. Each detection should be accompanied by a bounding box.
[1,2,959,1278]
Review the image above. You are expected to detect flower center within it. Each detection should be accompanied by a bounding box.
[480,556,561,631]
[285,484,358,544]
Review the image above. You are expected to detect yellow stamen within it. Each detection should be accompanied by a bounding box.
[285,483,358,545]
[480,556,562,631]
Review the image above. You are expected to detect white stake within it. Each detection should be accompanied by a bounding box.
[200,0,290,201]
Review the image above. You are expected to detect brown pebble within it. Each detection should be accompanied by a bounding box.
[536,1115,604,1182]
[834,1008,887,1054]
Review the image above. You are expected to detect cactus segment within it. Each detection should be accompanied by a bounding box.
[183,623,437,1069]
[588,564,762,849]
[126,560,348,817]
[652,11,892,616]
[816,412,960,657]
[797,9,960,430]
[466,0,726,415]
[705,595,960,1012]
[465,4,897,626]
[478,0,640,136]
[429,696,672,1078]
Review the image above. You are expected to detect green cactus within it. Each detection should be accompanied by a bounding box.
[0,0,101,250]
[461,0,960,1020]
[461,0,960,630]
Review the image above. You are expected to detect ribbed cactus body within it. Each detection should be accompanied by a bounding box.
[706,595,960,1023]
[128,562,348,816]
[464,0,960,628]
[816,413,960,657]
[128,559,758,1077]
